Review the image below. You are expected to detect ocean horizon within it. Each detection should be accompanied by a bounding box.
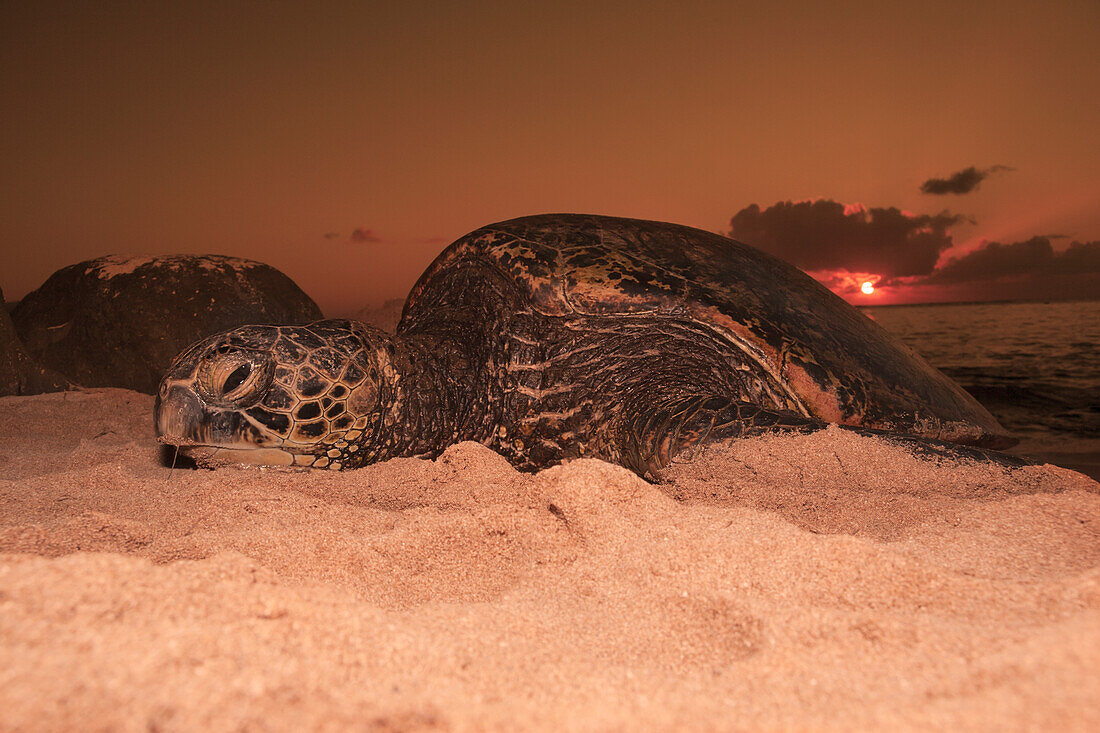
[864,299,1099,480]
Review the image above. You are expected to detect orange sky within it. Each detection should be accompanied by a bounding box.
[2,0,1098,314]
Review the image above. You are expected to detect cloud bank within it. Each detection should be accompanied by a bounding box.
[927,237,1099,284]
[920,165,1014,195]
[728,199,1098,302]
[728,199,964,279]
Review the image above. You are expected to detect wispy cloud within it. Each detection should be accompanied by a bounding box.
[920,165,1014,195]
[350,228,380,244]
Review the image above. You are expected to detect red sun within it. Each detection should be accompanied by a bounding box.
[861,281,876,295]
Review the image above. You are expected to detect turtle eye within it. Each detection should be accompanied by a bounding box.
[198,351,272,407]
[222,364,251,397]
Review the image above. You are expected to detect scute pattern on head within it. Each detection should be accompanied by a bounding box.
[250,321,386,468]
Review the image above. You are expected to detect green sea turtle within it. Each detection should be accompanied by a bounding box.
[155,214,1017,479]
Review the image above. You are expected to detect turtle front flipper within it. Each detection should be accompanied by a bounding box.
[618,395,821,481]
[617,394,1029,482]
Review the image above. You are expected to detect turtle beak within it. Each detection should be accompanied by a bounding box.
[155,380,297,468]
[155,383,208,446]
[155,382,241,446]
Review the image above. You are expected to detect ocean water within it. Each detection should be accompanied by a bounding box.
[861,300,1100,480]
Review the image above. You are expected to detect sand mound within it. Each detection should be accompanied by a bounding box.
[1,389,1098,731]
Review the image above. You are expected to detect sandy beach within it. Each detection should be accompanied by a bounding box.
[4,2,1097,730]
[0,388,1096,731]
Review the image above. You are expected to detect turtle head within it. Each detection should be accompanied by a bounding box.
[155,319,394,470]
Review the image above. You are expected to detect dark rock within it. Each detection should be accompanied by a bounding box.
[1,286,71,396]
[12,255,323,394]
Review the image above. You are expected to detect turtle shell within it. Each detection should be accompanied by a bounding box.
[403,213,1011,448]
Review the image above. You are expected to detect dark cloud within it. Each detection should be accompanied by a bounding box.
[350,228,380,244]
[926,237,1100,285]
[728,199,965,278]
[920,165,1014,195]
[869,237,1100,303]
[727,199,1098,302]
[1055,240,1100,274]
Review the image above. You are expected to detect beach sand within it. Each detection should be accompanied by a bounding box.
[1,389,1097,731]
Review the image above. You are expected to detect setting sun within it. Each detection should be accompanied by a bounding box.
[861,281,876,295]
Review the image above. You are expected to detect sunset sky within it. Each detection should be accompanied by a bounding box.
[2,0,1097,314]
